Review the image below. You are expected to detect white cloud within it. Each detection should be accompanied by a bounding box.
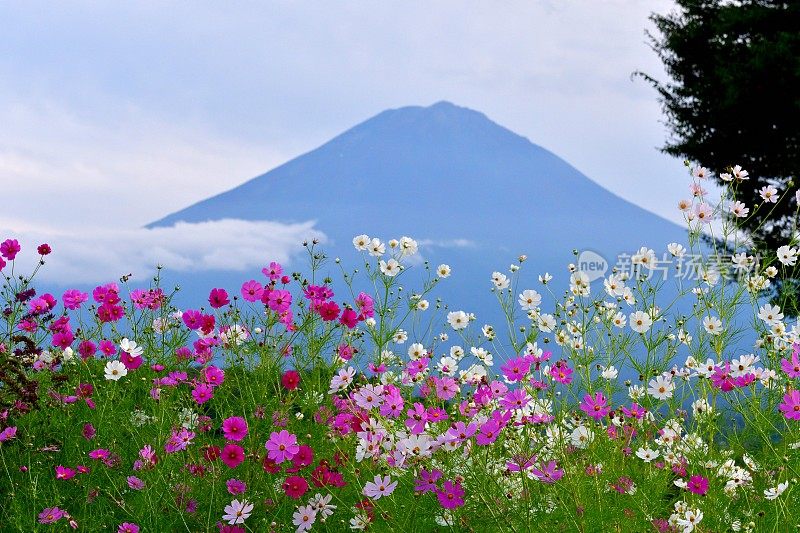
[0,219,325,284]
[0,99,285,230]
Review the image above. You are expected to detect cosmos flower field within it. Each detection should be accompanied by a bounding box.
[1,166,799,532]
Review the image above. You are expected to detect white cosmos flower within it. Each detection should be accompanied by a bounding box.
[399,236,418,256]
[676,508,703,532]
[539,272,553,284]
[104,360,128,381]
[436,264,451,278]
[570,425,594,449]
[759,185,779,203]
[694,203,713,223]
[352,234,370,251]
[777,245,799,266]
[667,243,686,258]
[629,311,653,334]
[730,201,749,218]
[732,165,749,180]
[758,304,784,326]
[222,499,254,525]
[570,271,590,296]
[537,313,556,333]
[702,315,723,335]
[491,272,510,290]
[764,481,788,500]
[408,343,427,360]
[632,247,657,269]
[447,311,469,330]
[379,259,401,277]
[119,338,143,357]
[635,446,659,462]
[292,504,317,531]
[601,366,619,380]
[518,289,542,310]
[368,238,386,257]
[647,375,674,400]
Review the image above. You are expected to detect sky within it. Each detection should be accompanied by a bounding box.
[0,0,691,282]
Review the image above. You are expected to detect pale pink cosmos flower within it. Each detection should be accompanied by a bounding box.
[363,474,397,499]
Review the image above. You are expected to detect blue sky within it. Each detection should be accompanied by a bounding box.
[0,1,690,280]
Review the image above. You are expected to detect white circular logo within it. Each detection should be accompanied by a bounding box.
[577,250,608,282]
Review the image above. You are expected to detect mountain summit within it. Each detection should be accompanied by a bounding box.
[150,101,678,244]
[150,102,688,313]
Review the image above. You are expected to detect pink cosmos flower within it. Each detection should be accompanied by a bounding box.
[282,475,309,499]
[222,417,248,442]
[779,390,800,420]
[0,426,18,442]
[62,289,89,310]
[447,421,477,443]
[120,351,142,370]
[127,476,145,490]
[209,288,230,308]
[317,301,340,321]
[221,444,245,469]
[353,384,384,411]
[532,460,564,484]
[405,402,428,434]
[500,389,531,411]
[436,480,465,509]
[99,339,116,357]
[0,239,21,261]
[476,419,501,446]
[203,365,225,387]
[262,261,283,280]
[28,298,49,315]
[265,430,299,463]
[781,347,800,378]
[500,356,531,382]
[192,383,214,404]
[550,360,573,384]
[55,465,76,480]
[580,392,611,420]
[414,468,442,493]
[339,308,358,329]
[227,478,247,495]
[289,445,314,470]
[267,290,292,313]
[118,524,140,533]
[38,507,65,524]
[281,370,300,391]
[240,280,264,302]
[363,474,397,499]
[434,377,459,401]
[687,475,708,495]
[164,428,195,453]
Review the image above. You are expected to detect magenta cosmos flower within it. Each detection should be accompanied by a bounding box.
[436,480,465,509]
[222,417,248,442]
[265,430,299,463]
[687,475,708,495]
[580,392,610,420]
[781,347,800,378]
[221,444,245,469]
[779,390,800,420]
[38,507,65,524]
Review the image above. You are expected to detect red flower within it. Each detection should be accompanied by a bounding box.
[281,370,300,391]
[282,475,309,499]
[37,243,52,256]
